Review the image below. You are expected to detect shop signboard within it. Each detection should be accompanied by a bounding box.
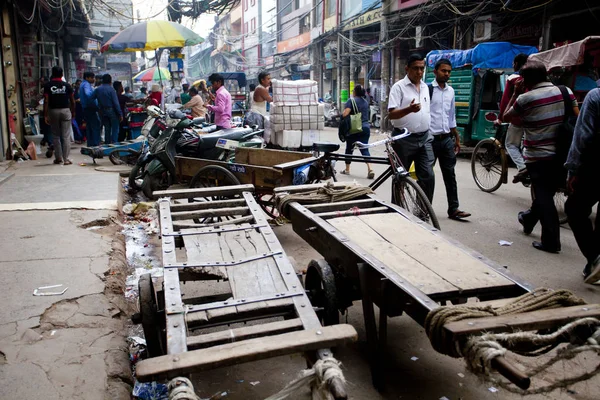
[276,32,311,54]
[342,8,382,31]
[392,0,429,12]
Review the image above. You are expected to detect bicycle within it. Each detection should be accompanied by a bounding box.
[471,123,568,224]
[312,129,441,230]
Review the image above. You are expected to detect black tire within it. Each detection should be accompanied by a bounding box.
[128,164,144,192]
[109,149,139,166]
[142,173,171,199]
[304,259,340,326]
[189,165,242,224]
[392,176,441,230]
[138,274,165,358]
[471,139,505,193]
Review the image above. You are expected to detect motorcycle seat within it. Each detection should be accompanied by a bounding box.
[313,142,340,153]
[191,117,206,125]
[197,127,254,150]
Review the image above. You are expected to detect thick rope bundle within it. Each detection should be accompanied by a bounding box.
[265,356,346,400]
[424,288,600,394]
[276,183,374,218]
[424,288,585,357]
[168,377,200,400]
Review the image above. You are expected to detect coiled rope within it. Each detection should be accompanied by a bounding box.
[168,377,200,400]
[276,182,374,218]
[424,288,600,394]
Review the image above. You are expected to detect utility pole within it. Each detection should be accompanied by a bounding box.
[349,30,355,94]
[341,33,350,107]
[380,0,392,129]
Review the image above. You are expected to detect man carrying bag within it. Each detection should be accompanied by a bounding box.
[339,85,374,179]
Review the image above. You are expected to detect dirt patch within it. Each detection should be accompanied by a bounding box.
[79,218,112,229]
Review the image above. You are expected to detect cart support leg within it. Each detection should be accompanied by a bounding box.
[358,263,385,390]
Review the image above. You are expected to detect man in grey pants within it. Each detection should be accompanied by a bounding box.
[44,66,76,165]
[388,53,435,201]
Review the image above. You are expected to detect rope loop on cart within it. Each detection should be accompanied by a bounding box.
[264,356,346,400]
[168,377,200,400]
[423,288,600,394]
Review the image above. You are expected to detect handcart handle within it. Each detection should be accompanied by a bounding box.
[491,356,531,390]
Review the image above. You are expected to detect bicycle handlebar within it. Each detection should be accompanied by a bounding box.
[354,128,410,149]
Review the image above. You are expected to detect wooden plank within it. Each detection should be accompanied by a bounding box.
[170,199,247,212]
[185,299,295,329]
[171,206,250,221]
[304,198,376,212]
[173,215,255,230]
[235,147,312,167]
[356,213,515,291]
[273,157,317,170]
[444,304,600,340]
[136,325,358,382]
[182,232,228,281]
[328,216,458,295]
[186,319,304,349]
[317,206,390,219]
[154,185,255,199]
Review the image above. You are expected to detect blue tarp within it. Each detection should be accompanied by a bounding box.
[426,42,538,73]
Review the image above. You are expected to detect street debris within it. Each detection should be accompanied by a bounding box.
[249,381,260,386]
[411,356,419,361]
[488,386,499,393]
[132,380,168,400]
[440,397,450,400]
[33,284,68,296]
[457,372,465,378]
[498,240,513,246]
[128,336,147,347]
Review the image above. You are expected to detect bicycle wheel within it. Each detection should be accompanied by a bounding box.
[555,190,568,225]
[471,139,505,193]
[392,176,441,230]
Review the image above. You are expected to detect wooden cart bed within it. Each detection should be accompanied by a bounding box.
[135,184,357,387]
[274,183,600,390]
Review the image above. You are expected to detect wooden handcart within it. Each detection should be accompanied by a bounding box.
[134,184,357,398]
[175,146,330,218]
[274,183,600,391]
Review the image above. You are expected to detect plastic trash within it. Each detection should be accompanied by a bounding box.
[293,163,311,185]
[498,240,513,246]
[488,386,499,393]
[249,381,260,386]
[132,380,168,399]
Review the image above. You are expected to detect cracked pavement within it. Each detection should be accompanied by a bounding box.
[0,149,131,400]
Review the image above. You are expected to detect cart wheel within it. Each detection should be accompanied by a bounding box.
[189,165,242,224]
[305,259,339,326]
[256,193,279,219]
[138,273,165,358]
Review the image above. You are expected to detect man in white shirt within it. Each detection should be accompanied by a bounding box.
[429,58,471,220]
[388,53,435,201]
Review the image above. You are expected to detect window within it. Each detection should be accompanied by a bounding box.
[251,18,256,33]
[244,21,248,34]
[326,0,336,18]
[299,15,310,34]
[279,0,292,17]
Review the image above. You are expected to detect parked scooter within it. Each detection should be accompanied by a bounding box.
[370,104,381,128]
[140,110,265,198]
[323,102,341,127]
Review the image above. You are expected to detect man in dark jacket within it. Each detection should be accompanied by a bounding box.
[92,74,122,144]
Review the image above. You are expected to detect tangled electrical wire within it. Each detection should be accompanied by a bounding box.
[168,0,241,23]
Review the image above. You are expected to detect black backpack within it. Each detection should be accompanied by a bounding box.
[555,85,577,175]
[428,83,434,100]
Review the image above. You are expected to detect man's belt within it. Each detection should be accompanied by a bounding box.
[433,133,453,140]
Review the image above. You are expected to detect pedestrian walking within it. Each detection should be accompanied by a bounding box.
[72,79,85,144]
[43,66,75,165]
[503,60,579,253]
[92,74,122,145]
[80,72,101,147]
[497,53,530,183]
[388,53,435,202]
[428,59,471,220]
[113,81,129,141]
[565,88,600,283]
[340,84,374,179]
[206,73,232,130]
[252,71,272,117]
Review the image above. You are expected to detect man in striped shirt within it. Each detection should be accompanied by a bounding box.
[503,60,579,253]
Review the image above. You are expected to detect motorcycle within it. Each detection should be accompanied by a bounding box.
[140,110,265,198]
[323,102,341,128]
[370,104,381,128]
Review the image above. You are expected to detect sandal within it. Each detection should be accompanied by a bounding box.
[63,160,73,165]
[53,159,63,164]
[339,170,350,175]
[367,170,375,179]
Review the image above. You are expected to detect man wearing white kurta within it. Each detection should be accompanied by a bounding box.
[388,53,435,202]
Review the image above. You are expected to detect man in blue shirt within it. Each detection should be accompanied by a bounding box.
[92,74,122,144]
[565,88,600,283]
[80,72,101,146]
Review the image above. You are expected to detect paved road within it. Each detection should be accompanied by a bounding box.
[188,129,600,399]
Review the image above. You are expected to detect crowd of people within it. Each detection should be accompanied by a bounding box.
[379,53,599,284]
